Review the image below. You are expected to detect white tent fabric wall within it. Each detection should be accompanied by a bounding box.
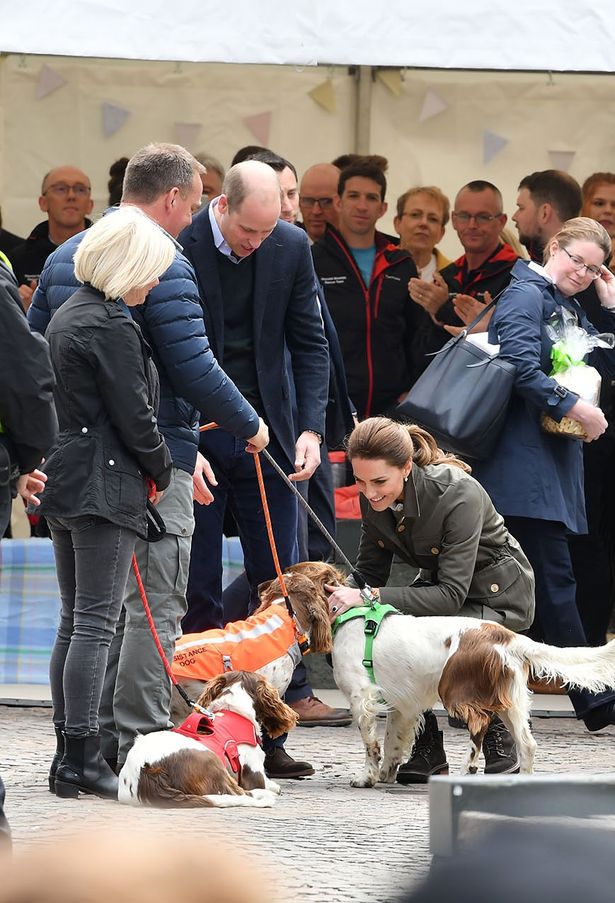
[2,0,615,71]
[0,55,356,237]
[2,55,615,255]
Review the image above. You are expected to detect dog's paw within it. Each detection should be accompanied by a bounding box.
[350,773,377,788]
[266,779,281,795]
[378,765,399,784]
[249,788,278,806]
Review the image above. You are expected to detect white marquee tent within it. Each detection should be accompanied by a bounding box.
[1,0,615,247]
[3,0,615,71]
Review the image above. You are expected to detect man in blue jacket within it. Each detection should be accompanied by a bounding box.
[28,143,270,770]
[179,161,340,774]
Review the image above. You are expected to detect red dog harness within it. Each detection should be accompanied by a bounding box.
[172,711,260,777]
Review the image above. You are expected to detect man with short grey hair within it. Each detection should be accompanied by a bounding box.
[28,143,269,770]
[11,164,93,309]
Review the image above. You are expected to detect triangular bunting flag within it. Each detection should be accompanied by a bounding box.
[175,122,202,149]
[548,150,576,172]
[102,102,130,138]
[376,69,402,98]
[36,64,67,100]
[243,112,272,146]
[308,79,336,114]
[483,129,508,165]
[419,89,448,122]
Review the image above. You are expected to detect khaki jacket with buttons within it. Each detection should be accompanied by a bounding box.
[354,462,535,632]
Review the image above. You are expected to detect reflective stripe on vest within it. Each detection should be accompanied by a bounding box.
[173,605,299,682]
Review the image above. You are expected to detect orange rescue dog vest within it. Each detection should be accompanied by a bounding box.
[172,606,301,683]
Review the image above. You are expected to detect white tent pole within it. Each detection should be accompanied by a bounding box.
[354,65,372,154]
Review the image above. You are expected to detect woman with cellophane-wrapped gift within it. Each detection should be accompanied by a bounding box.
[472,216,615,733]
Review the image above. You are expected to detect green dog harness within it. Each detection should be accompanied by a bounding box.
[332,601,399,683]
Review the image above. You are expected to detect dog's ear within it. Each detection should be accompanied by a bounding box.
[308,596,333,654]
[254,577,282,614]
[195,673,231,709]
[253,678,298,738]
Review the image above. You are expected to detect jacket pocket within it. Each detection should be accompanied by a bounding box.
[469,555,534,632]
[469,555,522,601]
[103,448,146,513]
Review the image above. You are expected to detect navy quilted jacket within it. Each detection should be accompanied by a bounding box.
[27,227,260,474]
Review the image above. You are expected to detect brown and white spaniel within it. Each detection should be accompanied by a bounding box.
[171,568,335,723]
[258,563,615,784]
[118,671,297,808]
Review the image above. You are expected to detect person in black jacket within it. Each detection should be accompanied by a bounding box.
[0,259,58,535]
[37,207,176,801]
[0,258,58,847]
[312,161,433,420]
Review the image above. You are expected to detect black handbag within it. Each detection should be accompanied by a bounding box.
[396,292,516,460]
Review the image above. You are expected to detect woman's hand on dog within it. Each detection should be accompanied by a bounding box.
[326,584,362,622]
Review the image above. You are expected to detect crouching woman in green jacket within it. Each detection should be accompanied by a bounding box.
[327,417,535,783]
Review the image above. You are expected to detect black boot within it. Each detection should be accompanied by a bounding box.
[264,747,315,778]
[482,715,520,774]
[48,724,65,794]
[55,734,119,800]
[396,711,448,785]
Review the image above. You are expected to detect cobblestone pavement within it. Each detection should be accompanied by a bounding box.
[1,704,614,902]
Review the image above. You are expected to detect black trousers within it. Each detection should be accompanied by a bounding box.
[569,437,615,645]
[504,516,615,719]
[0,774,11,848]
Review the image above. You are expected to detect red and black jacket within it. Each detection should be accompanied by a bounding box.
[435,242,518,337]
[312,226,434,419]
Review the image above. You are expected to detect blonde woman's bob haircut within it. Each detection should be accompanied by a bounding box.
[73,206,176,300]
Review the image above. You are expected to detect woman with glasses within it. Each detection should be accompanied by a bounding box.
[472,216,615,734]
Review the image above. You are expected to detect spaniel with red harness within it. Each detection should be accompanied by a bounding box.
[118,671,297,808]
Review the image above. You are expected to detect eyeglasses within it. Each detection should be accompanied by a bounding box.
[299,196,334,209]
[561,246,602,279]
[44,182,91,197]
[452,212,502,224]
[401,211,443,226]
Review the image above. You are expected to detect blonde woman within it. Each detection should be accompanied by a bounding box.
[472,217,615,734]
[327,417,534,783]
[38,208,174,800]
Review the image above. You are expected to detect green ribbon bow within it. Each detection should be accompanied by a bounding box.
[550,340,586,376]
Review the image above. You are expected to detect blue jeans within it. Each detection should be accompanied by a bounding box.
[184,432,299,632]
[48,515,137,738]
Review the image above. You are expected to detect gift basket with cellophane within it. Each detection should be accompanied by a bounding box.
[541,308,614,439]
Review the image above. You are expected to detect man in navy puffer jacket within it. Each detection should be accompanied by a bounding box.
[28,143,270,768]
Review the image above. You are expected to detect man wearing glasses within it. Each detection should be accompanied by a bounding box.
[408,180,518,339]
[9,166,93,309]
[298,163,340,242]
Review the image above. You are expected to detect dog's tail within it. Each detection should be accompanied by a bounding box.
[509,634,615,693]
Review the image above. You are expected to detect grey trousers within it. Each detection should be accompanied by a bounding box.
[47,515,137,736]
[99,469,194,763]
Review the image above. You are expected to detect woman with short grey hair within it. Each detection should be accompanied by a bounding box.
[38,207,174,801]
